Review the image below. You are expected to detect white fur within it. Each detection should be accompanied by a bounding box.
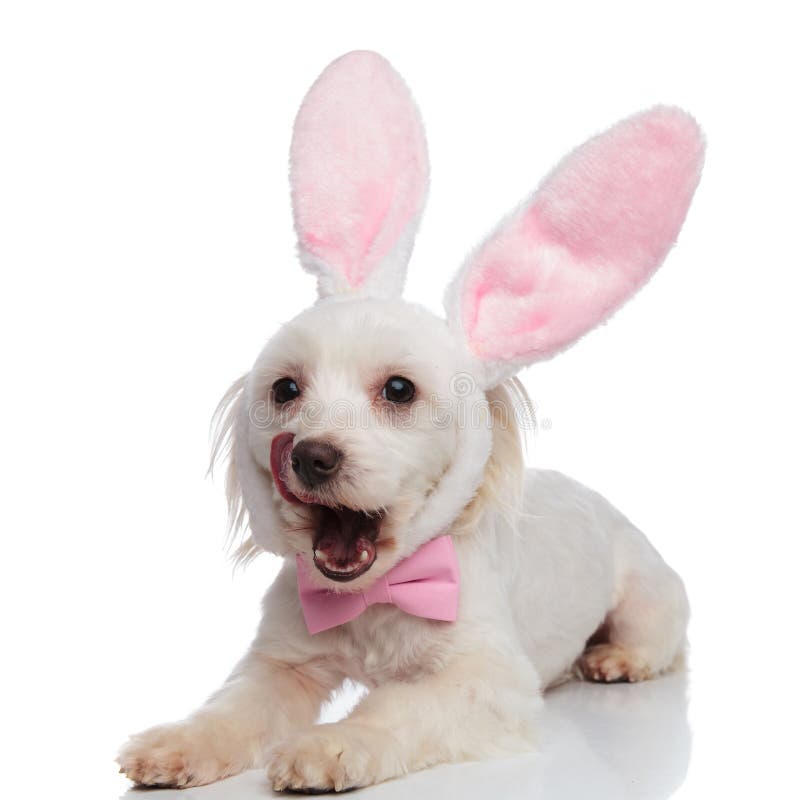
[118,300,689,792]
[118,51,693,793]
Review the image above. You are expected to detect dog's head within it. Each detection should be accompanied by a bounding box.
[215,51,704,590]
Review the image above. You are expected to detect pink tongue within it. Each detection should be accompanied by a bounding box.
[269,433,300,504]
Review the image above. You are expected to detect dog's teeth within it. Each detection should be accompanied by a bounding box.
[359,550,369,562]
[313,549,321,559]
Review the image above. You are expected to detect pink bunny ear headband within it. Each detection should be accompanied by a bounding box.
[290,51,705,388]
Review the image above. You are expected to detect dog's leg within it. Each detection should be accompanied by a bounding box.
[267,651,541,792]
[118,647,341,788]
[578,559,689,683]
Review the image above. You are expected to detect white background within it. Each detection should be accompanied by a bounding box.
[1,2,799,798]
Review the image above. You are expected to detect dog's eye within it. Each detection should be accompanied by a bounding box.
[272,378,300,404]
[382,376,415,404]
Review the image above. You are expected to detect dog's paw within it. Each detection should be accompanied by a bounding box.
[117,719,245,787]
[268,722,404,793]
[577,643,651,683]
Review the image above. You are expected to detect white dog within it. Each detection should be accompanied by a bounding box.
[118,51,704,792]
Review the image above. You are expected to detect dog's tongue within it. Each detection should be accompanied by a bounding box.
[270,433,301,504]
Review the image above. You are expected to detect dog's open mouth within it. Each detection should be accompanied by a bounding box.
[270,433,382,582]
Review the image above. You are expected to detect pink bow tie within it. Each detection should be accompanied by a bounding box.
[296,535,460,634]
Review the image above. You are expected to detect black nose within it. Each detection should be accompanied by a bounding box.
[291,439,343,488]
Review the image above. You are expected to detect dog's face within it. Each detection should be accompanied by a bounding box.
[221,53,702,589]
[244,298,470,588]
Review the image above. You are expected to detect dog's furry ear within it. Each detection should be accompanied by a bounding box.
[290,51,429,300]
[445,106,705,388]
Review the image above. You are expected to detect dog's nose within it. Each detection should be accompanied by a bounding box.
[291,439,343,488]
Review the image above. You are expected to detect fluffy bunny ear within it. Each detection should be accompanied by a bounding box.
[290,51,429,299]
[445,106,705,388]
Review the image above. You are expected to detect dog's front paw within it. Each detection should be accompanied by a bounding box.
[268,722,404,793]
[117,718,246,788]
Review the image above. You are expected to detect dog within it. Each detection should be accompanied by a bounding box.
[118,50,704,792]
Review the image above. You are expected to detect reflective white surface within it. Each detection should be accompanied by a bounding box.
[4,3,800,799]
[120,671,689,800]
